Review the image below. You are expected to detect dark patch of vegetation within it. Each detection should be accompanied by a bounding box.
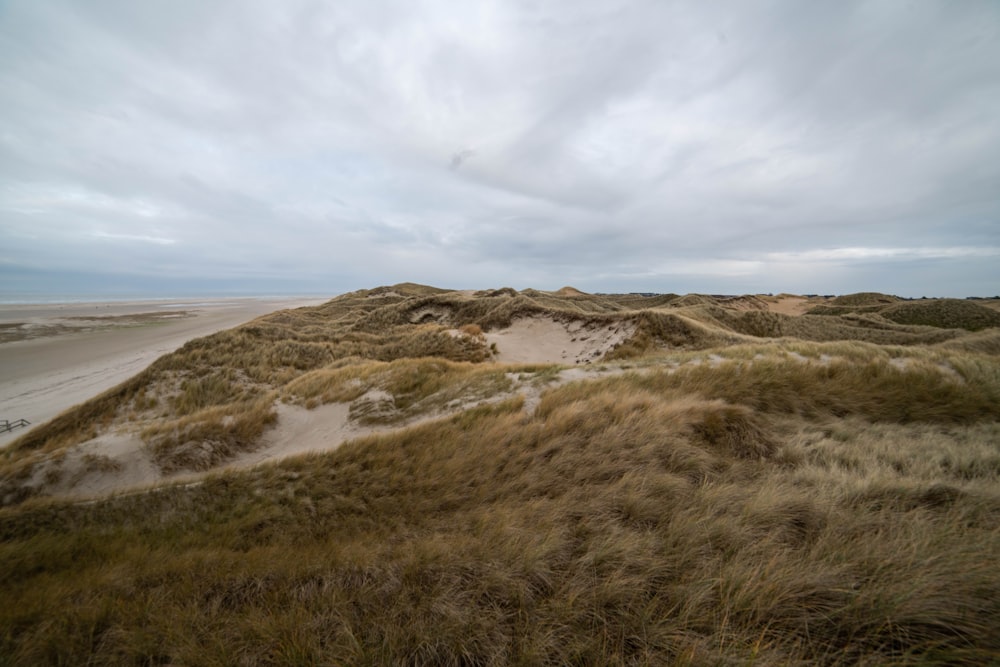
[882,299,1000,331]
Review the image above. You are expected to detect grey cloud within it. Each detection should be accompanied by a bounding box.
[0,0,998,298]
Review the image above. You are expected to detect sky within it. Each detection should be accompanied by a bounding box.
[1,0,998,298]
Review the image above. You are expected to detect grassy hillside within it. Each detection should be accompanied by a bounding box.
[882,299,1000,331]
[808,295,1000,333]
[2,284,999,665]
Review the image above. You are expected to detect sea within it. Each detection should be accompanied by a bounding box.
[0,291,331,306]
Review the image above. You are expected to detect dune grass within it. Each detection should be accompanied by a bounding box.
[2,366,999,664]
[882,299,1000,331]
[140,395,279,473]
[1,283,999,664]
[4,286,985,461]
[283,357,514,424]
[829,292,901,307]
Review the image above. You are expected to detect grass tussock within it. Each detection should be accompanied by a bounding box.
[141,397,278,473]
[284,357,513,424]
[936,327,1000,355]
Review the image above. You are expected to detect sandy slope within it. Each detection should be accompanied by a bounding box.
[44,402,359,500]
[485,316,635,364]
[761,295,815,316]
[0,298,325,447]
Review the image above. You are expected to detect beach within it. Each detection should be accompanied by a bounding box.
[0,297,327,447]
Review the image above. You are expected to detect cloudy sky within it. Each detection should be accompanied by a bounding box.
[1,0,998,298]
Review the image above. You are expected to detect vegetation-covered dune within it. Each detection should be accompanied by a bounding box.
[2,285,999,664]
[809,293,1000,332]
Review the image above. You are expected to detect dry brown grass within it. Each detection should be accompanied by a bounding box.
[141,396,278,473]
[2,366,998,664]
[1,283,998,664]
[6,286,993,460]
[459,322,484,337]
[830,292,901,307]
[883,299,1000,331]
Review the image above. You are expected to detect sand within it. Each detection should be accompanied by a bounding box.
[0,297,326,447]
[13,304,963,503]
[763,295,822,316]
[41,402,359,500]
[485,316,635,365]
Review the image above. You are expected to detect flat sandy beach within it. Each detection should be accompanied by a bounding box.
[0,297,327,447]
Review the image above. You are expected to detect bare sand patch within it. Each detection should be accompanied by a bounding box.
[40,433,160,499]
[241,402,360,467]
[765,295,815,316]
[485,316,635,365]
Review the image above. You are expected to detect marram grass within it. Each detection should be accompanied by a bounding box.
[1,284,999,665]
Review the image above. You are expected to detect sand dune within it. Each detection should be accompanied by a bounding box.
[763,295,817,316]
[26,362,629,501]
[6,286,990,503]
[15,311,637,500]
[5,284,998,665]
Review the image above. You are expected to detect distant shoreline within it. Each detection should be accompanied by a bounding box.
[0,296,328,447]
[0,293,332,306]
